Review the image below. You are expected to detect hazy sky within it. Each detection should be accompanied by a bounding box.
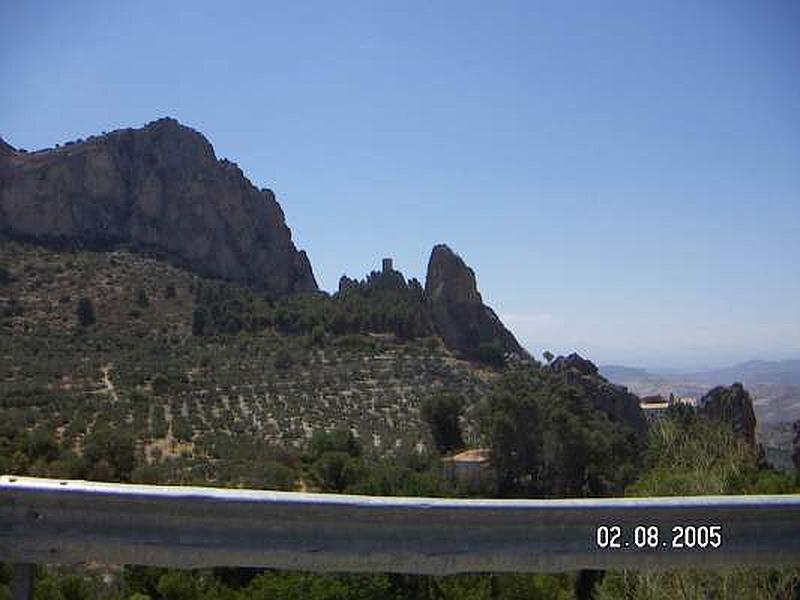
[2,1,799,369]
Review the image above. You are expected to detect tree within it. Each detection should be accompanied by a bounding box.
[420,393,465,454]
[192,308,206,336]
[260,461,297,491]
[309,428,362,461]
[0,265,11,285]
[312,451,362,492]
[135,288,150,308]
[477,340,506,367]
[482,375,544,496]
[151,373,170,395]
[76,297,95,327]
[308,429,363,492]
[481,366,643,498]
[273,348,293,370]
[156,570,199,600]
[83,426,135,482]
[543,350,554,364]
[310,324,326,345]
[22,427,60,463]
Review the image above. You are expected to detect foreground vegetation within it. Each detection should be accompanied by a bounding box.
[2,407,797,599]
[596,407,799,599]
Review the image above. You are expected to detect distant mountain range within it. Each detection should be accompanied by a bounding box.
[601,360,800,426]
[602,359,800,387]
[679,360,800,386]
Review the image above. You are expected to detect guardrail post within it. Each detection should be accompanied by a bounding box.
[11,563,33,600]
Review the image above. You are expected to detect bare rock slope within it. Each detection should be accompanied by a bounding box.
[0,118,316,295]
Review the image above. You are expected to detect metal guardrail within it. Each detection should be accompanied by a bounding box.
[2,476,800,595]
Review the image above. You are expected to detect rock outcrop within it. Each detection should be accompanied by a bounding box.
[0,118,317,295]
[424,244,527,359]
[548,352,648,433]
[550,352,599,376]
[699,383,758,447]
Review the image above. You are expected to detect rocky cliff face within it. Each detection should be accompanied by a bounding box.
[424,244,527,359]
[0,118,317,295]
[699,383,758,447]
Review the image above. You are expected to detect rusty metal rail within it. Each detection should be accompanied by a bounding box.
[2,476,800,597]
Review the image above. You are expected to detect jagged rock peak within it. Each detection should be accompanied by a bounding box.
[424,243,527,359]
[0,117,317,295]
[425,244,482,305]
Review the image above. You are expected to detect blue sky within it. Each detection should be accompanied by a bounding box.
[2,1,799,368]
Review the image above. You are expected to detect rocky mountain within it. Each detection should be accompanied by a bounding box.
[0,118,317,296]
[424,244,527,360]
[0,118,531,361]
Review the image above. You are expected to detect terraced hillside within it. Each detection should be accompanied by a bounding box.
[0,240,495,486]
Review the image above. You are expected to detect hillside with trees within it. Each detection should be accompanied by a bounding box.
[1,237,799,598]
